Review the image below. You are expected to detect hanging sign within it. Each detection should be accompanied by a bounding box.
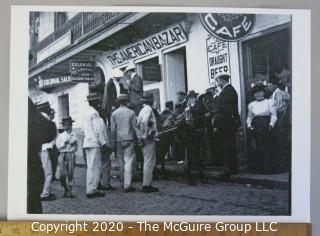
[200,13,255,41]
[106,24,187,68]
[206,36,231,84]
[70,61,95,82]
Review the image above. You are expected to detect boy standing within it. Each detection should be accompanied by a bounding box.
[56,116,78,198]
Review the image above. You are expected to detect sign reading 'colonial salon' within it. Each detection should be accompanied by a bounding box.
[70,61,94,82]
[207,36,231,84]
[200,13,255,41]
[107,24,187,67]
[38,75,73,89]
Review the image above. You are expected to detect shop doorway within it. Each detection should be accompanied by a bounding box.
[164,47,187,104]
[58,94,70,123]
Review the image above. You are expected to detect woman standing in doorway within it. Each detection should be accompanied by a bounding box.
[247,82,277,174]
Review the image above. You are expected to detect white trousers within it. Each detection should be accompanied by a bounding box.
[100,152,111,187]
[40,150,52,197]
[85,147,101,194]
[142,140,156,186]
[117,141,135,189]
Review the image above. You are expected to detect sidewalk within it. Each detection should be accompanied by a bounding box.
[158,161,290,189]
[76,155,289,189]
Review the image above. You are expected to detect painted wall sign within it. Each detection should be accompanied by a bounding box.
[38,75,73,89]
[106,24,187,68]
[70,61,95,82]
[200,13,255,41]
[206,36,231,84]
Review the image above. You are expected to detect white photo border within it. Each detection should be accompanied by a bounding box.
[8,5,311,222]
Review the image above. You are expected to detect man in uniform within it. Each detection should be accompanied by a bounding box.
[213,74,240,178]
[124,63,143,115]
[82,93,110,198]
[111,94,137,192]
[137,92,159,193]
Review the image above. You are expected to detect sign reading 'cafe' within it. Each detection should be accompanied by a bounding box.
[200,13,255,41]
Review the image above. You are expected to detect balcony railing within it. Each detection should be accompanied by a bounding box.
[34,12,125,57]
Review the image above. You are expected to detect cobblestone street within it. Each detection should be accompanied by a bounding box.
[42,165,290,215]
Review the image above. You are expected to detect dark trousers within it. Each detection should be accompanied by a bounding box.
[185,129,205,181]
[216,127,238,175]
[27,151,44,214]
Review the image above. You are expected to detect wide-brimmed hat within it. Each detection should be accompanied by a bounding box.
[186,90,199,99]
[112,68,124,78]
[86,93,100,101]
[117,93,129,101]
[214,73,231,82]
[61,116,75,124]
[140,92,154,102]
[124,62,136,73]
[250,82,266,94]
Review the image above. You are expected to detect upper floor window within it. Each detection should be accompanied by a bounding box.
[54,12,67,30]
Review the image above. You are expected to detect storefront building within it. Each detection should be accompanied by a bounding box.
[29,11,291,168]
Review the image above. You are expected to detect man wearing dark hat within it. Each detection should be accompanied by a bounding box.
[137,92,159,193]
[111,94,137,192]
[55,116,78,198]
[82,93,110,198]
[28,98,57,213]
[36,101,57,201]
[213,74,240,178]
[124,63,143,115]
[184,90,207,184]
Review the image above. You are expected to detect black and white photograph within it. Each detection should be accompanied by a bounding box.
[8,6,311,221]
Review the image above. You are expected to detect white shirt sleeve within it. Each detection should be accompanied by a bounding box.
[268,99,277,127]
[246,102,255,128]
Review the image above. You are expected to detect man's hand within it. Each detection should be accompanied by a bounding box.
[268,125,273,132]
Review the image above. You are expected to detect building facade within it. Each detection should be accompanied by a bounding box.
[29,11,291,167]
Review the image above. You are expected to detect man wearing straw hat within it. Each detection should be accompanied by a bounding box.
[111,93,137,192]
[124,62,143,115]
[213,73,240,178]
[82,93,110,198]
[137,92,159,193]
[55,116,78,198]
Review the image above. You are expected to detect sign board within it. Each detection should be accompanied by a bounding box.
[200,13,255,41]
[38,75,73,89]
[206,36,231,84]
[106,24,187,68]
[70,61,95,82]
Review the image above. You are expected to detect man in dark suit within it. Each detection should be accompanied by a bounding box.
[28,98,57,213]
[213,74,241,178]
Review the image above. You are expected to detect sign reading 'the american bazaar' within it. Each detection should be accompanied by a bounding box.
[200,13,255,41]
[106,24,187,67]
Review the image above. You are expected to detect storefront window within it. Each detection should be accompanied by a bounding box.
[243,27,291,102]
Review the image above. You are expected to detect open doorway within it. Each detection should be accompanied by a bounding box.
[164,47,188,104]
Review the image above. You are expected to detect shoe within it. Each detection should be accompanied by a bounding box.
[63,192,68,198]
[142,186,159,193]
[86,191,105,199]
[41,194,56,201]
[124,187,136,193]
[98,185,116,191]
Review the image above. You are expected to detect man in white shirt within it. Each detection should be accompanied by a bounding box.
[137,92,159,193]
[82,93,109,198]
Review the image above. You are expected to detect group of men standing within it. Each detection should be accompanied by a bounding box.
[82,63,160,198]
